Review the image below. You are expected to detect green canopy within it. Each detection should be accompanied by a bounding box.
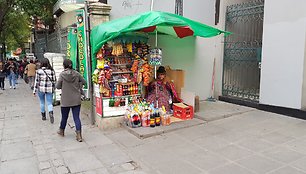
[91,11,230,56]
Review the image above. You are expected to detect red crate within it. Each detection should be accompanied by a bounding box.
[173,103,194,120]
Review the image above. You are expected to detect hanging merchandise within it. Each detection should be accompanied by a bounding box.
[96,49,104,59]
[140,62,153,86]
[111,43,124,56]
[127,43,133,53]
[149,48,162,66]
[97,59,105,69]
[92,69,100,84]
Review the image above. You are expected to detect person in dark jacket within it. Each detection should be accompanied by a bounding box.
[56,59,86,142]
[0,62,6,90]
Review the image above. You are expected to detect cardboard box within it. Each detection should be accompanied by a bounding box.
[165,66,185,97]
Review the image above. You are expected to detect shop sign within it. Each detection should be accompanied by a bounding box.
[67,28,78,70]
[149,48,162,66]
[76,9,88,89]
[96,97,103,117]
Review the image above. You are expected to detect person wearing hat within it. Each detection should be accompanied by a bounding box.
[146,66,182,111]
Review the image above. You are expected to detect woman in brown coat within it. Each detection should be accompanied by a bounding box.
[25,60,36,89]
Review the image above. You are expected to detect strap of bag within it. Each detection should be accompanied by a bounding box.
[42,69,54,83]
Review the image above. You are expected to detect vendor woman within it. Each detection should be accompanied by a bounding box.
[146,66,182,111]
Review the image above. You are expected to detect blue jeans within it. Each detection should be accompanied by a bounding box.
[8,73,16,87]
[38,92,53,113]
[60,105,81,131]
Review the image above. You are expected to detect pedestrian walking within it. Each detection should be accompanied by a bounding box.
[25,60,37,90]
[5,58,17,89]
[33,58,56,123]
[56,59,86,142]
[19,58,28,79]
[0,62,6,90]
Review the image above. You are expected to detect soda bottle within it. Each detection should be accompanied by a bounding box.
[135,84,138,95]
[123,85,126,96]
[112,85,115,97]
[120,85,123,96]
[155,112,161,126]
[150,113,155,128]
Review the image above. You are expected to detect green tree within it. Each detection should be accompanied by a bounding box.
[0,0,57,55]
[20,0,58,27]
[3,9,30,50]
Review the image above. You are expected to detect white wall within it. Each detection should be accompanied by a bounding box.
[260,0,306,109]
[108,0,151,19]
[108,0,174,20]
[302,31,306,109]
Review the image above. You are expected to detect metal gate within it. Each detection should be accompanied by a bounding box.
[222,0,264,101]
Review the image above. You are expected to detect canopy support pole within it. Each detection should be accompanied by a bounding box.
[154,29,157,79]
[150,0,154,11]
[154,29,158,108]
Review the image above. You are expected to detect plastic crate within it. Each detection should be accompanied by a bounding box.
[173,103,194,120]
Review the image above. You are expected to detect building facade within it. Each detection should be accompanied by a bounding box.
[50,0,306,113]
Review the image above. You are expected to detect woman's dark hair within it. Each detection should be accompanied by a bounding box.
[157,66,166,75]
[40,58,53,70]
[63,59,73,69]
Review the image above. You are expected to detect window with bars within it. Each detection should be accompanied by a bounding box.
[175,0,183,16]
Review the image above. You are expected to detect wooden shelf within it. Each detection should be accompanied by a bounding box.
[112,71,133,74]
[102,94,141,99]
[106,55,131,58]
[110,63,130,66]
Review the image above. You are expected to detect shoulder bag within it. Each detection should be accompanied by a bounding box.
[42,69,55,92]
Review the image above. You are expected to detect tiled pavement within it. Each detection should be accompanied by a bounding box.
[0,79,146,174]
[2,79,306,174]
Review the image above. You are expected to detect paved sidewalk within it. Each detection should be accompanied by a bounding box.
[0,79,148,174]
[3,79,306,174]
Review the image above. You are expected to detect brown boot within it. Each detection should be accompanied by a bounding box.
[76,130,82,142]
[57,128,64,137]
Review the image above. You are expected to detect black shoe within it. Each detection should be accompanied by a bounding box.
[41,112,46,121]
[49,111,54,124]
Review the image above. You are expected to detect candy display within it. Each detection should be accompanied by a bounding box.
[93,39,188,125]
[94,40,152,117]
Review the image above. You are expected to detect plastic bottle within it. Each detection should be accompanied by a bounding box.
[150,112,155,128]
[155,112,161,126]
[112,85,116,97]
[135,84,138,95]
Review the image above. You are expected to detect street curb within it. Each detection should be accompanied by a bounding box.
[194,109,256,122]
[121,118,206,139]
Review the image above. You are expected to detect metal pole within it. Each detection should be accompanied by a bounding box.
[150,0,154,11]
[84,1,95,125]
